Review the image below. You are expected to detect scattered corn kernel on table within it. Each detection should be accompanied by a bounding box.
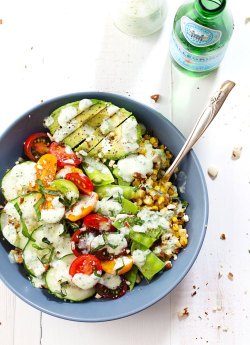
[0,0,250,344]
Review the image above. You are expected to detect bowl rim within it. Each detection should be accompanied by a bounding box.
[0,91,209,322]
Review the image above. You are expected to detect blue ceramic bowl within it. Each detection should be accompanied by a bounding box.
[0,92,208,322]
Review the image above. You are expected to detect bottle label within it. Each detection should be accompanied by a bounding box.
[170,31,227,72]
[181,16,221,47]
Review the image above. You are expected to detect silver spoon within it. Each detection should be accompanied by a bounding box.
[164,80,236,180]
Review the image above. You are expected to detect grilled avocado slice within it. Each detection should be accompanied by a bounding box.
[75,108,132,153]
[87,116,141,160]
[44,99,106,139]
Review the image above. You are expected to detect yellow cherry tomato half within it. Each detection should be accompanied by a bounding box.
[101,255,133,276]
[35,154,57,187]
[66,192,98,222]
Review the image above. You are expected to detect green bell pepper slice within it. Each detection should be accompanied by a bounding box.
[125,265,138,291]
[95,184,135,200]
[129,231,155,249]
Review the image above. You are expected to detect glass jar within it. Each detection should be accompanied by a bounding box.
[114,0,167,37]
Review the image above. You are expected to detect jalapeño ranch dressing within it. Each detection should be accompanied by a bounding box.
[114,0,167,37]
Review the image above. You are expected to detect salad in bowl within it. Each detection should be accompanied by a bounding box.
[1,98,189,302]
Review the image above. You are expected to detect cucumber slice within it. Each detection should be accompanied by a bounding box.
[23,223,71,277]
[46,254,96,301]
[1,161,36,201]
[0,192,42,249]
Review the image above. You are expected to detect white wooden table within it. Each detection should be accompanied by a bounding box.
[0,0,249,344]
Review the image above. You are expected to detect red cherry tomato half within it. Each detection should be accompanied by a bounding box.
[69,254,102,277]
[91,247,127,261]
[71,229,98,257]
[24,133,51,162]
[83,214,116,232]
[49,142,82,168]
[96,277,127,299]
[65,173,93,196]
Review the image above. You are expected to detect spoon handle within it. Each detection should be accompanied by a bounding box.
[164,80,236,179]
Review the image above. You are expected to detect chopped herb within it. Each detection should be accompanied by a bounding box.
[91,244,105,252]
[182,201,189,208]
[63,219,80,233]
[32,243,44,250]
[59,197,71,208]
[39,247,55,264]
[60,281,69,288]
[94,267,102,278]
[44,189,61,196]
[14,202,34,241]
[103,233,118,249]
[33,194,45,221]
[133,186,140,192]
[172,197,181,203]
[114,192,123,204]
[127,217,145,227]
[248,250,250,253]
[42,237,51,245]
[36,179,61,196]
[109,210,116,217]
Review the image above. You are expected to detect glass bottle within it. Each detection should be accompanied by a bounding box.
[169,0,234,76]
[114,0,167,37]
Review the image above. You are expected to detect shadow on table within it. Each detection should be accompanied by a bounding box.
[171,65,219,138]
[93,11,167,97]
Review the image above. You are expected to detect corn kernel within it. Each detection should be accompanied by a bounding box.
[151,206,158,211]
[168,188,174,195]
[143,196,153,206]
[136,199,143,206]
[180,236,188,246]
[132,179,140,187]
[160,187,167,194]
[150,137,159,147]
[179,229,187,236]
[134,190,145,199]
[140,149,147,155]
[172,224,179,231]
[172,217,178,223]
[151,174,157,181]
[157,196,165,205]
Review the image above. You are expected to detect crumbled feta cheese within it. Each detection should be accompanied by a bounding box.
[79,99,93,112]
[58,106,78,127]
[106,105,120,116]
[178,308,189,318]
[232,146,242,159]
[208,166,218,179]
[132,249,150,268]
[72,272,100,290]
[99,273,121,289]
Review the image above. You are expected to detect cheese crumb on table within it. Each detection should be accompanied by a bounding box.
[208,166,218,179]
[228,272,234,280]
[232,146,242,159]
[178,307,189,318]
